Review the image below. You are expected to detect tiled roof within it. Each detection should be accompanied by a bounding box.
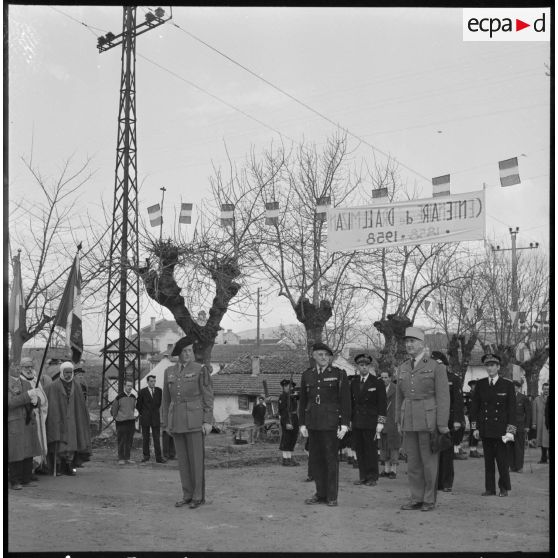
[140,319,183,337]
[212,373,304,397]
[210,343,294,363]
[223,351,310,375]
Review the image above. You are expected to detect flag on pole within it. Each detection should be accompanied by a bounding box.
[55,249,83,363]
[432,174,450,197]
[147,204,162,227]
[316,196,331,219]
[265,201,279,226]
[499,157,520,187]
[179,203,193,225]
[9,251,25,337]
[220,203,235,226]
[372,187,388,202]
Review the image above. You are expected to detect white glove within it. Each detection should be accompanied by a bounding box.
[202,423,212,436]
[27,389,38,405]
[299,425,308,438]
[473,429,480,440]
[337,425,348,439]
[501,432,515,443]
[453,422,462,431]
[375,424,384,434]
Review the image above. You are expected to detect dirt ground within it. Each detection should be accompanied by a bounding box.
[8,433,550,554]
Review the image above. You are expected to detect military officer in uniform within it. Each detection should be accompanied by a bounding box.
[351,353,387,487]
[470,353,516,497]
[299,342,351,507]
[395,327,450,512]
[508,380,531,473]
[162,334,214,509]
[431,351,464,493]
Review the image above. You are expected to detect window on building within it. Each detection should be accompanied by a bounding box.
[238,395,249,410]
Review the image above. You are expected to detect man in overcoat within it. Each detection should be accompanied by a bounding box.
[395,327,450,511]
[162,334,214,509]
[470,353,516,496]
[379,370,401,479]
[137,374,166,463]
[351,353,386,487]
[508,380,531,473]
[532,383,549,464]
[299,342,351,507]
[431,351,464,493]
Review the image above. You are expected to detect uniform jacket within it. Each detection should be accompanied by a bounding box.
[470,376,516,438]
[298,364,351,431]
[532,394,549,447]
[136,386,163,427]
[513,392,531,433]
[8,376,42,462]
[447,371,465,427]
[350,373,387,430]
[395,355,450,432]
[162,361,214,434]
[278,392,299,427]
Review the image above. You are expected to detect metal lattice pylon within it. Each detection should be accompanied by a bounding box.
[99,7,141,430]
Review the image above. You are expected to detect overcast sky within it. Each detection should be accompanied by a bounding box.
[8,6,550,349]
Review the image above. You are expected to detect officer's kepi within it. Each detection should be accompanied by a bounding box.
[404,327,425,341]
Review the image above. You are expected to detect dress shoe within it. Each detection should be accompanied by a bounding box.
[352,461,359,469]
[305,495,326,505]
[189,499,205,509]
[22,481,38,487]
[400,502,423,510]
[379,471,388,478]
[481,491,496,496]
[126,459,135,464]
[118,460,126,465]
[156,458,167,464]
[282,458,290,466]
[289,459,300,466]
[30,474,39,481]
[353,479,365,485]
[10,483,23,490]
[327,500,338,507]
[469,450,482,458]
[175,498,192,507]
[421,503,435,512]
[453,453,468,460]
[346,456,353,464]
[498,490,508,497]
[141,457,150,463]
[442,488,452,492]
[509,467,517,472]
[537,460,548,464]
[388,472,397,479]
[364,480,377,487]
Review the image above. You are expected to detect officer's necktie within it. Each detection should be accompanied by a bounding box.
[411,358,416,370]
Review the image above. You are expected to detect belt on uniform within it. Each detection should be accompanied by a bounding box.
[315,395,321,404]
[405,395,435,401]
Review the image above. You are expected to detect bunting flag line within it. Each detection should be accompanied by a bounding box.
[220,203,235,227]
[518,311,526,323]
[438,302,444,314]
[539,310,547,323]
[179,203,193,225]
[147,204,162,227]
[499,157,520,187]
[54,250,83,363]
[371,187,388,202]
[9,251,25,337]
[509,310,518,323]
[316,196,331,219]
[432,174,450,197]
[265,201,279,226]
[424,300,431,313]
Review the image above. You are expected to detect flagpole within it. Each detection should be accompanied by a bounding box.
[35,319,56,388]
[159,186,166,242]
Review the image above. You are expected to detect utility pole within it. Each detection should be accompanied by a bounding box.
[98,6,172,431]
[256,287,261,354]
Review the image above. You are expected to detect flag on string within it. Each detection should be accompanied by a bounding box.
[220,203,235,227]
[540,310,547,323]
[179,203,193,225]
[9,251,25,337]
[316,196,331,219]
[518,311,526,323]
[499,157,520,187]
[265,201,279,226]
[438,302,444,314]
[372,187,388,202]
[432,174,450,197]
[147,204,162,227]
[424,300,431,313]
[509,310,518,323]
[54,248,83,363]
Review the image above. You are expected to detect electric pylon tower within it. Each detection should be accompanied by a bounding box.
[97,6,172,431]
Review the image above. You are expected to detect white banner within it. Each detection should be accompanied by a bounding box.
[326,190,485,252]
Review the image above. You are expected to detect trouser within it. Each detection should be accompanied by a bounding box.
[163,431,176,458]
[353,428,379,481]
[437,446,454,489]
[468,428,479,447]
[174,431,205,502]
[482,437,511,492]
[308,430,339,501]
[116,420,135,460]
[540,446,549,462]
[142,423,162,459]
[253,423,265,441]
[379,435,400,464]
[403,431,440,505]
[452,426,465,446]
[9,457,33,485]
[507,431,526,470]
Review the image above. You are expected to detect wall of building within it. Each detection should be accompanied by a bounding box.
[214,395,250,423]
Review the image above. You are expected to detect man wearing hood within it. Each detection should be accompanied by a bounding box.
[45,361,92,475]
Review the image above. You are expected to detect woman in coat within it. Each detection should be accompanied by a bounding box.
[278,378,300,466]
[532,383,550,463]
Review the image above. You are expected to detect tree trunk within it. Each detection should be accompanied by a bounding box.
[447,333,478,384]
[294,297,333,362]
[374,314,412,374]
[521,347,549,397]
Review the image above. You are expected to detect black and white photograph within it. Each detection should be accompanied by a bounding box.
[6,4,551,556]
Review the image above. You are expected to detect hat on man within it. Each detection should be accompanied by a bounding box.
[280,378,296,387]
[513,380,522,388]
[430,351,449,366]
[60,361,74,372]
[312,342,333,356]
[404,327,425,342]
[20,357,34,367]
[171,333,201,357]
[258,395,265,400]
[354,353,373,364]
[481,353,501,365]
[467,379,478,387]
